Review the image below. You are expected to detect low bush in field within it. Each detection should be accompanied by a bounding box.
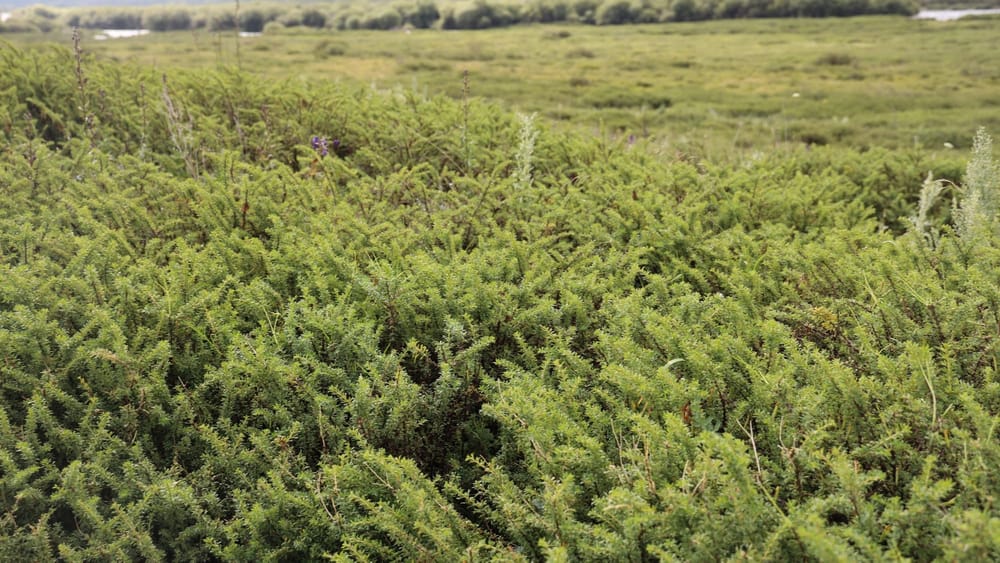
[0,45,997,560]
[816,52,858,66]
[314,39,349,58]
[584,87,673,109]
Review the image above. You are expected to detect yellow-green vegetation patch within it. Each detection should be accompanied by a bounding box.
[6,16,995,160]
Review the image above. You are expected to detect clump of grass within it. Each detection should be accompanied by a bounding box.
[401,60,451,72]
[543,30,572,40]
[566,47,595,59]
[954,127,999,243]
[513,112,538,191]
[444,44,495,62]
[314,40,347,59]
[797,131,829,145]
[569,76,590,87]
[815,52,856,66]
[909,172,948,248]
[584,89,671,109]
[908,128,998,248]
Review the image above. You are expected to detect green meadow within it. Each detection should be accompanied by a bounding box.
[1,11,999,561]
[21,15,999,158]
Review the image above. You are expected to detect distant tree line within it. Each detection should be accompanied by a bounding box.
[920,0,1000,7]
[2,0,920,34]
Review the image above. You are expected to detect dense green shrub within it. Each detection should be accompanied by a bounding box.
[144,10,193,32]
[239,10,268,33]
[397,2,442,27]
[300,8,328,28]
[65,9,143,30]
[362,9,404,30]
[0,44,997,560]
[595,0,638,24]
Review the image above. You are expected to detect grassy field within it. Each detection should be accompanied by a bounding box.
[9,15,998,160]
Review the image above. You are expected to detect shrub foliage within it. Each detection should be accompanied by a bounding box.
[0,46,998,560]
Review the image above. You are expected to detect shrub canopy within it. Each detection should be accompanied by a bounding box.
[0,45,998,560]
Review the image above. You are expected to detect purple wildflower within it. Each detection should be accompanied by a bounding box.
[311,136,329,157]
